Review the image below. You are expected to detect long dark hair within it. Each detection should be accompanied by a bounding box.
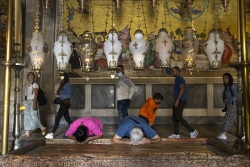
[75,125,88,142]
[223,73,233,87]
[57,72,70,94]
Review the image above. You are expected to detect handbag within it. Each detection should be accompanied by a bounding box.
[54,98,61,104]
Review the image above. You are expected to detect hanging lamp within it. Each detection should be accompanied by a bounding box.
[103,1,122,74]
[204,2,225,69]
[128,0,148,70]
[155,28,173,69]
[27,0,48,78]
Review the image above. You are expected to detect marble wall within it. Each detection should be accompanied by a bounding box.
[71,84,208,110]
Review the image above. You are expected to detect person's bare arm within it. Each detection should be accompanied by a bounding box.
[140,134,162,144]
[33,88,39,110]
[66,135,76,141]
[82,135,102,144]
[112,134,131,144]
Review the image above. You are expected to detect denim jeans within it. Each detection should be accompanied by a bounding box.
[117,99,130,119]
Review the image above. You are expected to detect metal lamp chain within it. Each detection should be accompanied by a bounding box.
[153,1,160,33]
[104,3,110,33]
[140,1,148,35]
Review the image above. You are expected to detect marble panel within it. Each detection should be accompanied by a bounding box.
[186,84,207,108]
[153,84,207,108]
[70,84,85,109]
[92,85,115,109]
[152,84,174,108]
[213,84,224,108]
[130,85,146,109]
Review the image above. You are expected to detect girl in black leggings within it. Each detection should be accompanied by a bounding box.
[45,73,73,139]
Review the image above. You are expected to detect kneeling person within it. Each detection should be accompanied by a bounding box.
[139,93,164,129]
[65,117,103,144]
[112,116,161,145]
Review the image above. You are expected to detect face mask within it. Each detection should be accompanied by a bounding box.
[117,72,123,77]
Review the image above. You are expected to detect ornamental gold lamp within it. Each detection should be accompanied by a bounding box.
[76,31,98,73]
[180,0,199,75]
[27,0,48,78]
[75,0,98,74]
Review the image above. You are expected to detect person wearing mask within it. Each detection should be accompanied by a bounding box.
[45,72,73,139]
[22,72,46,137]
[116,65,136,119]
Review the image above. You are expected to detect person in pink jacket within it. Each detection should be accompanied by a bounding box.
[65,117,103,144]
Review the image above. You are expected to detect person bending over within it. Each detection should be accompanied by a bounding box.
[139,93,164,129]
[65,116,103,144]
[112,116,161,145]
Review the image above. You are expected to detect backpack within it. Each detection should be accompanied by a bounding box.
[32,82,47,106]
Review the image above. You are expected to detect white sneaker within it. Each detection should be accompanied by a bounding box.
[216,133,227,140]
[45,133,54,139]
[168,134,180,138]
[190,130,199,138]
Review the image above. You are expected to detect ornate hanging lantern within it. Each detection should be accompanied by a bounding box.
[27,0,48,77]
[129,29,148,70]
[150,0,158,12]
[42,0,54,14]
[75,31,98,72]
[179,26,199,74]
[204,29,225,69]
[53,31,73,73]
[113,0,122,14]
[77,0,88,14]
[104,28,122,70]
[222,0,229,12]
[180,26,199,61]
[155,28,173,69]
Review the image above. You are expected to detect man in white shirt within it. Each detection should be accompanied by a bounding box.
[116,65,136,119]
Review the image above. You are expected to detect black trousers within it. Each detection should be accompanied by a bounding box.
[172,100,194,135]
[52,101,72,133]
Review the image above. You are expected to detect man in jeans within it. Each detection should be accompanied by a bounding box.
[168,66,199,138]
[116,65,136,119]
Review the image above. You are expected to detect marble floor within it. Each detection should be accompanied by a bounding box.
[2,124,245,155]
[0,124,249,167]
